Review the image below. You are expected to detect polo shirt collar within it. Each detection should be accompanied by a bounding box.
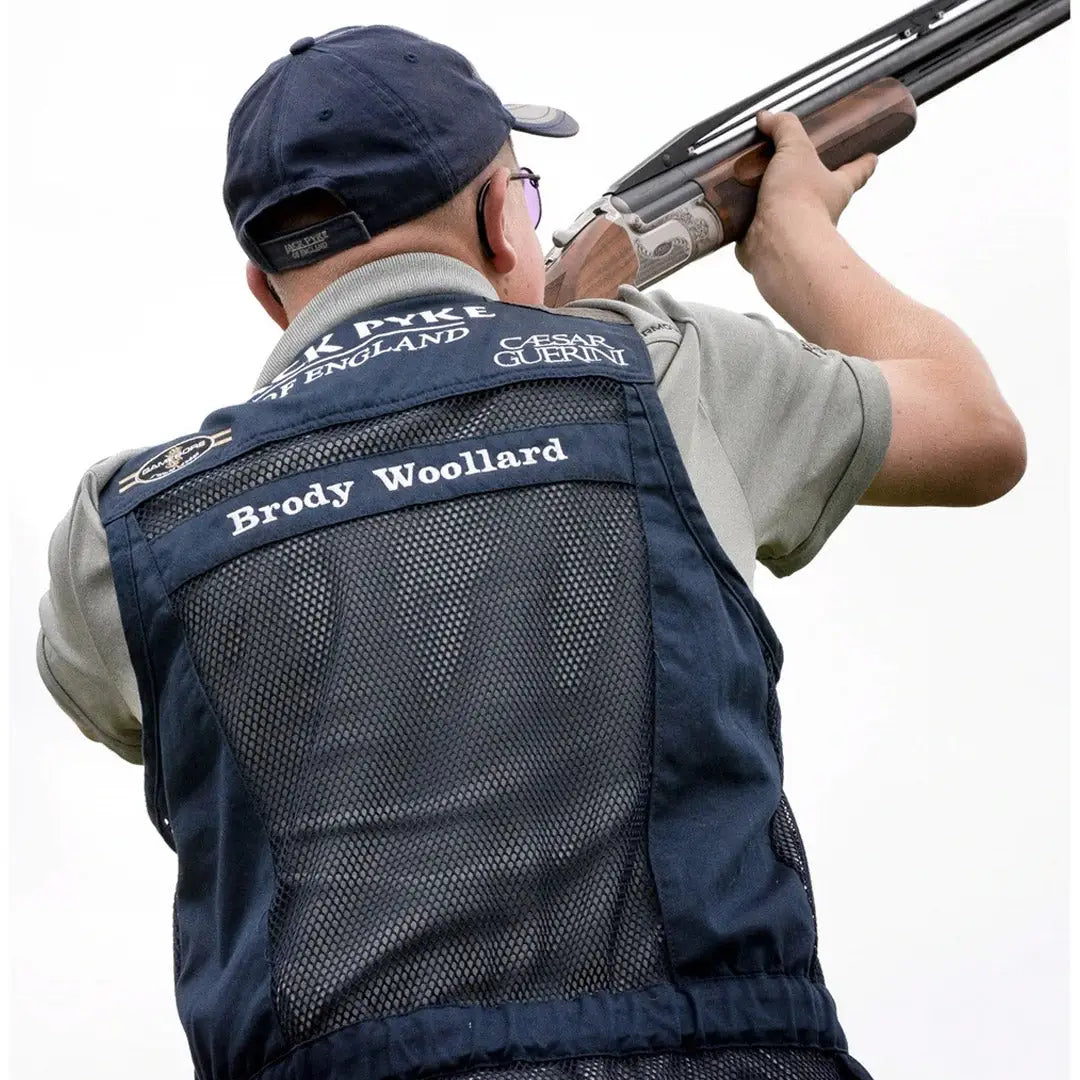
[256,252,499,390]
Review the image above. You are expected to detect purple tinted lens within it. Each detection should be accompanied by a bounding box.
[522,176,541,228]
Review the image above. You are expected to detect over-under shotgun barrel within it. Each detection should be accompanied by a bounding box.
[543,0,1069,307]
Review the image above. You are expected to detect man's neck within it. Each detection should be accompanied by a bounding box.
[279,236,495,322]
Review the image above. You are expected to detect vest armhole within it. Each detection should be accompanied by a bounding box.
[544,304,634,326]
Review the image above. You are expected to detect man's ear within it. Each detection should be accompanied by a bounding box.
[246,261,289,330]
[480,168,518,276]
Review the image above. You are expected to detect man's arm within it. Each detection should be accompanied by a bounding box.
[738,110,1027,506]
[38,453,144,763]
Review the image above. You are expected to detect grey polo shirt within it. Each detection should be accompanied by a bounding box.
[37,252,891,764]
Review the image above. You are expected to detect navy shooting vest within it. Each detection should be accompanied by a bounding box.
[98,295,874,1080]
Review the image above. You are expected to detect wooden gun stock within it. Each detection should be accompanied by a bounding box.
[543,215,637,308]
[544,77,917,307]
[699,78,916,245]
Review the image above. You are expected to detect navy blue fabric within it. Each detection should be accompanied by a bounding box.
[101,295,650,527]
[99,296,855,1080]
[630,387,781,672]
[253,977,845,1080]
[255,211,373,272]
[106,514,171,846]
[104,515,287,1079]
[624,387,813,978]
[224,26,578,272]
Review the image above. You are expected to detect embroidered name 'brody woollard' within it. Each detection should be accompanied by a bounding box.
[119,429,233,493]
[224,437,569,538]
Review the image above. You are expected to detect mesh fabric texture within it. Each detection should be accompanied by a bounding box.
[148,373,830,1056]
[165,378,668,1043]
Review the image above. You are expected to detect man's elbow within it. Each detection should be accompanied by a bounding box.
[961,406,1027,505]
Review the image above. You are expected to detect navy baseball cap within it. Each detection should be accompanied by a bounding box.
[225,26,578,274]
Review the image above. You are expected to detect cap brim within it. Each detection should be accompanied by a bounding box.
[504,103,579,137]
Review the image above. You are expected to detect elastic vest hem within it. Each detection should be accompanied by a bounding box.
[252,976,845,1080]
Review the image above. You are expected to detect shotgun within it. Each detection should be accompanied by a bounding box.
[543,0,1069,307]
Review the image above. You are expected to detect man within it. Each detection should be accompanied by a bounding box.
[37,24,1025,1080]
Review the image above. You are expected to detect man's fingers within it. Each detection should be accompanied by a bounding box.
[759,111,879,195]
[755,109,877,224]
[756,109,813,153]
[836,152,878,193]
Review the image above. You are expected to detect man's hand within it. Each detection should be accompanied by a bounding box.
[736,110,877,276]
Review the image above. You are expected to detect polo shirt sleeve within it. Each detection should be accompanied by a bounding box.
[667,293,891,576]
[37,453,144,764]
[570,287,892,578]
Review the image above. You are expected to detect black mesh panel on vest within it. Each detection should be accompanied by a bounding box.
[441,1047,861,1080]
[164,378,669,1043]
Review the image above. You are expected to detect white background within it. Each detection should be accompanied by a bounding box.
[5,2,1071,1078]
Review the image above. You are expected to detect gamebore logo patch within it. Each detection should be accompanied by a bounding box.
[118,429,233,493]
